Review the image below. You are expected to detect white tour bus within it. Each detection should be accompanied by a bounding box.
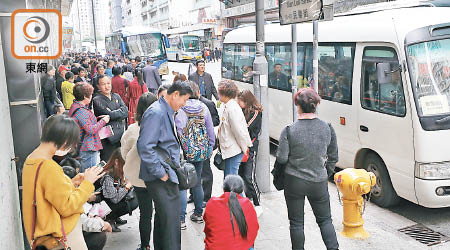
[222,2,450,208]
[167,34,203,61]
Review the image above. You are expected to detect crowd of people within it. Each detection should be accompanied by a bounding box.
[24,52,340,250]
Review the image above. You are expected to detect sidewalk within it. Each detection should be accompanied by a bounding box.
[105,157,449,250]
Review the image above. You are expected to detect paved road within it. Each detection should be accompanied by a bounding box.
[104,61,450,250]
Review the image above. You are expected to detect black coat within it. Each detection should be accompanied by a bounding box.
[189,72,219,101]
[42,75,56,102]
[200,96,220,127]
[246,111,262,151]
[55,74,64,100]
[93,93,128,144]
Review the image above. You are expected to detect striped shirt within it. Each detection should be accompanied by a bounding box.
[68,101,106,152]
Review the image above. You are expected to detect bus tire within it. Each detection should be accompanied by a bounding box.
[176,54,180,62]
[363,153,401,208]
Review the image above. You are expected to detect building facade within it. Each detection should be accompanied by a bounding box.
[69,0,110,50]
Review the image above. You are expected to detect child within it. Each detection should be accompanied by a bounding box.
[62,71,75,109]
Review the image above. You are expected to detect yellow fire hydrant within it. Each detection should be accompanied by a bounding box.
[334,168,376,239]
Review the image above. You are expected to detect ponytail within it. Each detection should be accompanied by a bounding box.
[224,175,248,239]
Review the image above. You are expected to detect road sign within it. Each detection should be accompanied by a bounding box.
[279,0,323,25]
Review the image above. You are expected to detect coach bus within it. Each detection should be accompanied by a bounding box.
[222,1,450,208]
[167,34,203,62]
[105,27,169,76]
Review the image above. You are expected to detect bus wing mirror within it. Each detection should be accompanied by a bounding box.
[377,62,392,84]
[377,62,402,84]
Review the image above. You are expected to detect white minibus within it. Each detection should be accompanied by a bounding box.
[222,1,450,208]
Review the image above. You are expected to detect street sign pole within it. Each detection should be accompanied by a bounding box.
[313,20,319,93]
[253,0,270,193]
[291,24,298,122]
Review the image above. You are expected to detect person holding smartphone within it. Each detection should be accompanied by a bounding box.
[69,82,110,173]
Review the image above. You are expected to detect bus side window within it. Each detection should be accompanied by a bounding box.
[315,44,355,105]
[265,44,292,91]
[222,44,236,80]
[361,47,406,116]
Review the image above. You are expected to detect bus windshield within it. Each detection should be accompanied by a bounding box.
[127,33,165,59]
[407,38,450,117]
[183,36,200,52]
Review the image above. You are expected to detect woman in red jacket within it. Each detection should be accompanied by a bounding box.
[204,175,259,250]
[127,68,148,125]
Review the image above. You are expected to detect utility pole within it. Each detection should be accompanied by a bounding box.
[291,24,297,121]
[77,0,82,51]
[253,0,270,192]
[313,20,319,93]
[91,0,98,53]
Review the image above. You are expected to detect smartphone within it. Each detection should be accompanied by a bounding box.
[95,186,102,193]
[97,160,106,170]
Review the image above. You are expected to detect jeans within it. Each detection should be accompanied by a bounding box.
[224,153,243,177]
[135,187,153,249]
[44,99,55,117]
[79,150,100,173]
[145,180,181,250]
[284,174,339,250]
[180,161,204,221]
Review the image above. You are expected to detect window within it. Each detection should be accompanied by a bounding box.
[265,44,292,91]
[222,44,236,80]
[304,43,355,105]
[142,14,148,21]
[361,47,406,116]
[150,11,157,18]
[235,45,256,83]
[127,10,131,15]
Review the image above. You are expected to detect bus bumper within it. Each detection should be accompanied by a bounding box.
[415,178,450,208]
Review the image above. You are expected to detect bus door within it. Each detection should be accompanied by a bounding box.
[357,44,416,204]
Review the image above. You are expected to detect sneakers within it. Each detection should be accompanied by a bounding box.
[137,245,150,250]
[181,221,187,230]
[190,213,204,224]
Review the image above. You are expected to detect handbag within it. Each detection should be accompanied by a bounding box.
[242,111,259,163]
[31,162,70,250]
[214,150,225,170]
[124,187,138,215]
[154,147,198,190]
[271,126,290,191]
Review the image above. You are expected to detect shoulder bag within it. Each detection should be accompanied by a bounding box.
[154,113,198,190]
[31,161,70,250]
[124,187,138,215]
[154,147,198,190]
[241,111,259,163]
[271,125,290,191]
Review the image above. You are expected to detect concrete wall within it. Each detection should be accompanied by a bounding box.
[0,30,25,250]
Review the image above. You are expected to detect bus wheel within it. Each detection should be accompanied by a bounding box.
[363,153,401,208]
[176,55,180,62]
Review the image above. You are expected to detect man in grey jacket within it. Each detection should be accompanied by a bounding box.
[143,58,162,94]
[188,60,219,101]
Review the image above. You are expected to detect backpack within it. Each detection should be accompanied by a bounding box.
[180,109,211,162]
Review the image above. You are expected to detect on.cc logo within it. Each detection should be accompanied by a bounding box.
[23,16,50,44]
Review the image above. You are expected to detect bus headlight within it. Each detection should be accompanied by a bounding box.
[415,162,450,180]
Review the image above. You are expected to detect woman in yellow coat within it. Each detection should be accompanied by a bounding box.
[22,115,104,250]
